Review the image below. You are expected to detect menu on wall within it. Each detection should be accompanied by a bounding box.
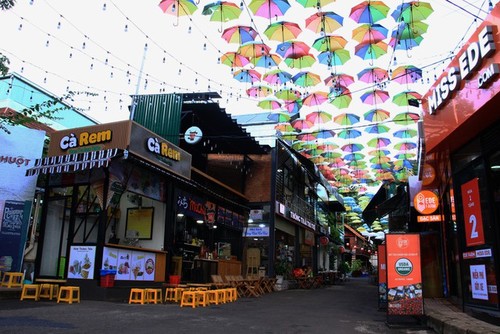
[68,245,96,280]
[470,264,489,300]
[103,246,155,281]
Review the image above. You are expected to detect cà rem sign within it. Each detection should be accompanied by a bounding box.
[428,26,497,115]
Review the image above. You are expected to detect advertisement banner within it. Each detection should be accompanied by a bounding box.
[0,126,45,272]
[386,234,423,316]
[470,264,489,300]
[378,244,387,307]
[103,246,155,281]
[67,246,96,279]
[461,178,485,247]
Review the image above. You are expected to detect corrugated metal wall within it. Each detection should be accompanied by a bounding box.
[131,93,182,145]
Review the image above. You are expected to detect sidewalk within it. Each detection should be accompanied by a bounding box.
[424,298,500,334]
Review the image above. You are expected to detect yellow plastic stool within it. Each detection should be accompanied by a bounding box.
[145,288,162,304]
[20,284,40,301]
[206,290,220,305]
[164,288,176,303]
[39,284,59,300]
[1,272,24,288]
[174,287,186,303]
[216,289,227,303]
[180,290,197,308]
[195,291,208,307]
[128,288,146,304]
[57,286,80,304]
[228,287,238,302]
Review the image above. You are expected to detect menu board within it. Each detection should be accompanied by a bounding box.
[102,246,155,281]
[68,245,96,280]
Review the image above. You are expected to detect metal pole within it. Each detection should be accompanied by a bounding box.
[129,42,148,121]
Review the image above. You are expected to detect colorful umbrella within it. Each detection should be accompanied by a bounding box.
[324,73,355,87]
[317,49,351,68]
[159,0,198,17]
[298,132,317,141]
[258,97,282,110]
[305,11,344,34]
[391,65,422,84]
[393,159,414,169]
[342,143,364,152]
[248,0,291,19]
[316,129,336,140]
[352,23,388,43]
[344,153,365,161]
[264,21,302,42]
[337,129,362,139]
[232,69,261,83]
[392,20,428,40]
[367,137,391,148]
[268,111,292,122]
[369,156,391,163]
[246,84,273,97]
[297,0,335,8]
[333,112,360,126]
[389,35,424,50]
[354,41,388,60]
[276,40,311,58]
[306,110,332,124]
[349,1,390,24]
[395,152,416,159]
[391,1,433,23]
[392,91,422,106]
[393,112,420,125]
[274,122,295,132]
[275,88,302,101]
[329,158,346,168]
[283,99,303,113]
[312,35,348,52]
[220,51,250,67]
[360,89,390,105]
[251,53,282,68]
[394,141,417,151]
[330,89,352,109]
[363,108,390,122]
[202,1,242,24]
[263,69,292,85]
[292,71,321,87]
[321,151,342,159]
[238,41,271,58]
[302,91,329,106]
[368,149,391,157]
[365,124,390,134]
[284,54,316,69]
[357,67,388,83]
[393,128,417,138]
[221,25,258,44]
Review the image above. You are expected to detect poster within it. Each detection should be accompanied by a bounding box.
[378,244,387,307]
[68,246,96,279]
[106,247,155,281]
[461,178,485,247]
[126,207,154,239]
[386,234,423,316]
[116,249,132,280]
[470,264,488,300]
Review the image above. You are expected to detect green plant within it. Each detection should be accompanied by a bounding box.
[350,259,363,272]
[274,259,292,278]
[339,261,350,274]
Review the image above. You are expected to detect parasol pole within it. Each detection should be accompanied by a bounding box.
[129,42,148,121]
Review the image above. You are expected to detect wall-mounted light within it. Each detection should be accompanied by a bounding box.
[177,213,184,217]
[258,223,265,228]
[248,218,254,223]
[196,219,204,224]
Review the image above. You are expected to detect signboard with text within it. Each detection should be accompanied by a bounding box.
[386,234,423,316]
[470,264,489,300]
[378,244,387,307]
[461,178,485,247]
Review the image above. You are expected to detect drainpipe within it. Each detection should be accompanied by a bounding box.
[24,191,43,257]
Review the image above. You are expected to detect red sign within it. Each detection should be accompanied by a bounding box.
[386,234,423,316]
[378,245,387,306]
[413,190,439,215]
[461,178,485,247]
[417,215,443,223]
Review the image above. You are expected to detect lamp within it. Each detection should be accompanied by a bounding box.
[196,219,204,224]
[248,218,254,223]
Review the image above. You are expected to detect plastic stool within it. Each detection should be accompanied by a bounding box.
[39,283,59,300]
[180,290,197,308]
[146,288,162,304]
[57,286,80,304]
[20,284,40,301]
[206,290,220,305]
[195,291,208,307]
[164,288,176,303]
[128,288,146,304]
[216,289,227,303]
[174,287,185,303]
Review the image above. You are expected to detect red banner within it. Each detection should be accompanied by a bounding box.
[461,178,485,247]
[386,234,423,316]
[378,245,387,306]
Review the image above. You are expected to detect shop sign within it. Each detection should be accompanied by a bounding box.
[243,226,269,237]
[470,264,489,300]
[184,126,203,144]
[428,26,496,115]
[386,234,423,316]
[463,248,492,259]
[417,214,443,223]
[413,190,439,215]
[146,137,181,161]
[461,178,485,247]
[60,129,112,151]
[421,164,436,186]
[290,210,315,230]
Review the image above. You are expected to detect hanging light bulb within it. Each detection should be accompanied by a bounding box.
[203,43,207,50]
[110,71,113,78]
[29,0,34,5]
[82,41,86,49]
[489,0,494,10]
[103,3,107,10]
[172,3,176,12]
[20,66,24,73]
[188,26,192,34]
[128,78,131,85]
[45,39,49,47]
[18,22,22,30]
[124,24,128,32]
[178,69,182,75]
[105,58,109,65]
[57,21,61,29]
[90,63,94,70]
[43,77,47,83]
[163,56,166,63]
[195,78,198,85]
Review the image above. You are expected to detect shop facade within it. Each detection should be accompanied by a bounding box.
[421,3,500,315]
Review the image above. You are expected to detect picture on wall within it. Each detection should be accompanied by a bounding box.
[126,207,154,240]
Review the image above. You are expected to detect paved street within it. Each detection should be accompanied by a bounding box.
[0,277,433,334]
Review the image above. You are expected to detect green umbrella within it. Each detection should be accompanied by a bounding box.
[392,91,422,106]
[393,112,420,125]
[284,54,316,69]
[393,128,417,138]
[264,21,302,42]
[329,90,352,109]
[333,112,360,126]
[202,1,242,31]
[297,0,335,8]
[312,35,348,52]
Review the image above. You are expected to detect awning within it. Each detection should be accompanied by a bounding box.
[26,149,121,176]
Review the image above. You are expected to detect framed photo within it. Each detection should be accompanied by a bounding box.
[126,207,154,240]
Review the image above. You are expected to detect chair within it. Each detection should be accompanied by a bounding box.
[211,274,230,288]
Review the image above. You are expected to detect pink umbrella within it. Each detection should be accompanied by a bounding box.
[298,132,317,141]
[357,67,388,83]
[220,52,250,67]
[302,91,329,106]
[248,0,291,20]
[246,84,273,97]
[221,25,258,44]
[291,118,313,131]
[367,137,391,148]
[360,89,390,105]
[277,40,311,59]
[306,110,332,124]
[262,69,292,85]
[324,73,355,87]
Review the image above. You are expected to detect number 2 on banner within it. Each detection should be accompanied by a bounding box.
[461,178,485,247]
[469,214,478,239]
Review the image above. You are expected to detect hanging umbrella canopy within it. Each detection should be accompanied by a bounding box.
[291,118,313,131]
[342,143,364,152]
[264,21,302,42]
[393,159,415,169]
[275,88,302,100]
[248,0,292,19]
[302,91,329,106]
[360,89,390,105]
[392,90,422,106]
[268,110,292,122]
[363,108,390,122]
[357,67,388,83]
[297,0,336,9]
[202,1,242,22]
[392,20,428,40]
[238,41,272,58]
[391,1,433,23]
[391,65,422,84]
[251,53,282,68]
[306,110,332,124]
[246,84,274,97]
[368,149,391,157]
[232,68,262,83]
[292,71,321,87]
[367,137,391,148]
[393,128,417,138]
[220,51,250,67]
[395,152,416,159]
[389,35,424,50]
[369,156,391,163]
[276,40,311,58]
[394,141,417,151]
[344,153,365,161]
[330,89,352,109]
[354,40,388,60]
[263,69,292,85]
[159,0,198,16]
[324,73,355,87]
[258,97,282,110]
[352,23,388,43]
[312,35,348,52]
[317,49,351,67]
[221,25,258,44]
[305,11,344,34]
[333,112,360,126]
[274,122,295,132]
[284,54,316,69]
[392,112,420,125]
[349,1,390,24]
[365,124,390,134]
[283,99,303,113]
[321,151,342,159]
[316,129,336,140]
[298,132,318,141]
[337,129,362,139]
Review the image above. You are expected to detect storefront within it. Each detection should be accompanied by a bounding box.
[421,3,500,314]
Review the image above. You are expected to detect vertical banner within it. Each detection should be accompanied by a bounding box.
[461,178,485,247]
[386,234,423,316]
[378,244,387,308]
[470,264,489,300]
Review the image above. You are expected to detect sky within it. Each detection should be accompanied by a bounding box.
[0,0,497,186]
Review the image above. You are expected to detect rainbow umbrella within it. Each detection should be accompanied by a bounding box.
[275,88,302,100]
[329,159,346,168]
[317,49,351,67]
[221,25,258,44]
[330,89,352,109]
[342,143,364,152]
[393,128,417,138]
[318,143,339,151]
[365,124,390,134]
[274,122,294,132]
[395,152,416,159]
[202,1,242,23]
[312,35,348,52]
[392,91,422,106]
[263,69,292,85]
[276,40,311,58]
[297,0,335,8]
[368,149,390,156]
[310,155,326,164]
[352,23,388,43]
[389,36,424,50]
[324,73,355,87]
[344,153,365,161]
[302,91,329,106]
[354,40,388,60]
[238,41,271,58]
[264,21,302,42]
[391,65,422,84]
[298,132,317,141]
[233,69,261,83]
[283,99,303,113]
[393,112,420,125]
[392,20,428,40]
[159,0,198,17]
[337,129,362,139]
[246,84,273,97]
[291,118,313,131]
[391,1,433,23]
[394,141,417,151]
[360,89,390,105]
[367,137,391,148]
[292,71,321,87]
[268,111,292,122]
[349,1,390,24]
[321,151,342,159]
[371,162,391,170]
[258,97,282,110]
[248,0,291,19]
[369,156,391,163]
[305,11,344,34]
[357,67,388,83]
[220,51,250,67]
[316,129,336,140]
[284,54,316,69]
[306,110,332,124]
[333,112,360,126]
[363,108,390,122]
[251,53,282,68]
[394,159,414,169]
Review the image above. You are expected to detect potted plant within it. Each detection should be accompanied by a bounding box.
[274,259,292,283]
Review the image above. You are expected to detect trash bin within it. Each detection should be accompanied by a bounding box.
[100,269,117,287]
